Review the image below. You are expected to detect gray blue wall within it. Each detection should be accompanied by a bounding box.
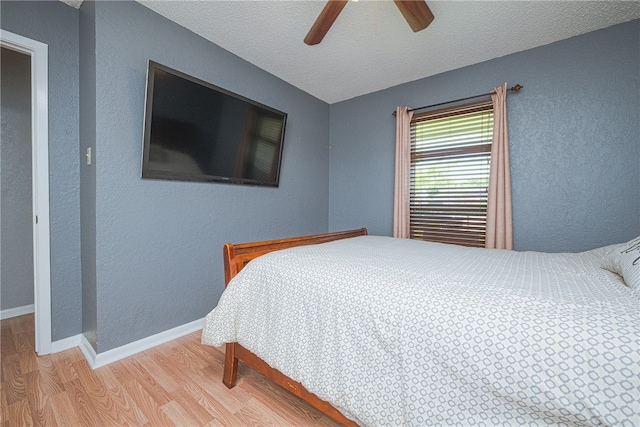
[88,1,329,352]
[1,47,33,311]
[2,0,638,351]
[79,0,98,349]
[1,1,82,338]
[329,20,640,253]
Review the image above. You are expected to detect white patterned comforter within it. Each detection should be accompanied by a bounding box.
[201,236,640,426]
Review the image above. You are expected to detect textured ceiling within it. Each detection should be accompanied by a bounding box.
[65,1,640,104]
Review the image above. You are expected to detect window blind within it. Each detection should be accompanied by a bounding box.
[410,101,493,247]
[252,117,282,179]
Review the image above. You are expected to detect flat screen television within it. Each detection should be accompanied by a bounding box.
[141,61,287,186]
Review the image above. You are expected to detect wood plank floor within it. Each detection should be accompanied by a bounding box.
[0,314,342,426]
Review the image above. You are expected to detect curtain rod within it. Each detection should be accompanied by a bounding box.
[392,84,523,116]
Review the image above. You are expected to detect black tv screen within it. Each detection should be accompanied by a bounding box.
[141,61,287,186]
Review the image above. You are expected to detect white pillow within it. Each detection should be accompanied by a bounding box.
[601,236,640,291]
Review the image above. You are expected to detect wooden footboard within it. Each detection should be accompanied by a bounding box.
[221,228,367,427]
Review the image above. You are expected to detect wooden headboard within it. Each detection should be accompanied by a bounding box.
[222,228,368,286]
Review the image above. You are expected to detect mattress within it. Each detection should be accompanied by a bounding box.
[202,235,640,426]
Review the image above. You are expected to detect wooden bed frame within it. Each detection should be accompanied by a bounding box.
[221,228,368,426]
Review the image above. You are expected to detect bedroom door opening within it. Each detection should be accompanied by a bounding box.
[0,30,52,355]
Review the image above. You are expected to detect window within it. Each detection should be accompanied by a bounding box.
[410,101,493,247]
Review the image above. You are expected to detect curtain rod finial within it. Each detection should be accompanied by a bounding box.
[511,84,523,92]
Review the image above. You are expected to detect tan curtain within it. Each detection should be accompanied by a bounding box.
[393,106,414,238]
[485,83,513,249]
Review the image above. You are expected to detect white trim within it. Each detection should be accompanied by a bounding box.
[0,30,51,355]
[0,304,35,320]
[79,334,98,365]
[81,318,204,370]
[51,334,82,353]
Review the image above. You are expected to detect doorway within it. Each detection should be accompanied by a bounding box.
[0,29,51,355]
[1,47,33,318]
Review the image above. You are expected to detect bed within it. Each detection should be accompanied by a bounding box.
[201,229,640,426]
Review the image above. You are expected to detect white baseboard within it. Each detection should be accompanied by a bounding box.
[80,317,205,370]
[2,308,203,368]
[79,334,97,366]
[0,304,35,320]
[51,334,82,353]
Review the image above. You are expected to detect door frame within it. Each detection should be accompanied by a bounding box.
[1,29,51,354]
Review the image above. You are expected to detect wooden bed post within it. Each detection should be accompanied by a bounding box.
[222,343,238,388]
[223,244,237,287]
[222,245,239,388]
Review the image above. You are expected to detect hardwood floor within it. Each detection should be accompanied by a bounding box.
[0,314,342,426]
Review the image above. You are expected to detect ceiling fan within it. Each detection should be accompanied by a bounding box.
[304,0,435,46]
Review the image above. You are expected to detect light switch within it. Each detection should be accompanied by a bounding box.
[86,147,92,165]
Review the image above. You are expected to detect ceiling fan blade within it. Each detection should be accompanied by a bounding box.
[304,0,348,46]
[393,0,434,32]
